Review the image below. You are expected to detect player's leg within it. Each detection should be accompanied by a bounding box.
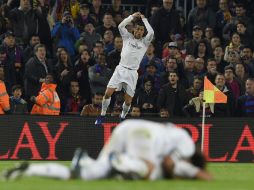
[101,87,115,116]
[3,162,70,180]
[79,155,112,180]
[120,93,132,120]
[95,87,116,125]
[25,163,71,180]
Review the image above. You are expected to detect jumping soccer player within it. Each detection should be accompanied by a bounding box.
[95,12,154,125]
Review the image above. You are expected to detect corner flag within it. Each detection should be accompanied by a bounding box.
[204,76,227,103]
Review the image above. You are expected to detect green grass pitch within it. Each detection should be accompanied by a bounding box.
[0,162,253,190]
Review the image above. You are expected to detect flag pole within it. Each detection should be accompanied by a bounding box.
[201,101,206,152]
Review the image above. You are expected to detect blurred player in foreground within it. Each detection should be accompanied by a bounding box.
[3,120,212,181]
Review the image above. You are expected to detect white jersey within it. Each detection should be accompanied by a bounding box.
[118,15,154,70]
[101,119,195,179]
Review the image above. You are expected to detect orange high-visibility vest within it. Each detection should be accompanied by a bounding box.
[0,81,10,114]
[31,83,60,115]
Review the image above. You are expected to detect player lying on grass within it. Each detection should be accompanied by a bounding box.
[3,120,212,181]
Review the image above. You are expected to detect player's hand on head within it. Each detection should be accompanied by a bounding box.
[132,12,141,18]
[140,14,145,19]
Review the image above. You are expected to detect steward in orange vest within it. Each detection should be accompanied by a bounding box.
[30,73,60,115]
[0,66,10,114]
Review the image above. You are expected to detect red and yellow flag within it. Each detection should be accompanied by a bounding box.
[204,76,227,103]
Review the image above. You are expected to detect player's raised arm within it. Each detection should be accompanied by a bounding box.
[140,14,154,44]
[118,12,141,38]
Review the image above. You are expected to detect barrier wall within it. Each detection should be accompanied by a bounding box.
[0,116,253,162]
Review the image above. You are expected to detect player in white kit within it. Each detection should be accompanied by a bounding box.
[3,120,212,181]
[95,12,154,125]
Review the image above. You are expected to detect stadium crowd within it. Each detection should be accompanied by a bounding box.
[0,0,254,117]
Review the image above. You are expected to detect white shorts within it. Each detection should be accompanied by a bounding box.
[107,65,138,97]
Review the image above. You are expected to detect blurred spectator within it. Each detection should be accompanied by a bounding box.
[210,37,221,50]
[162,41,181,60]
[107,0,123,19]
[88,53,111,94]
[215,0,232,39]
[174,34,186,57]
[160,56,178,85]
[23,34,40,63]
[138,60,161,91]
[0,66,10,114]
[78,23,102,52]
[185,25,203,56]
[134,77,158,114]
[204,27,214,42]
[224,65,242,101]
[55,48,74,102]
[213,45,228,73]
[240,46,254,77]
[106,35,122,71]
[30,73,60,115]
[187,0,216,38]
[223,3,253,43]
[235,62,248,92]
[80,92,103,116]
[236,78,254,116]
[0,31,24,92]
[64,80,85,114]
[74,49,92,103]
[150,0,182,57]
[91,40,104,60]
[157,71,187,117]
[90,0,105,27]
[214,73,235,116]
[205,58,218,84]
[24,44,53,111]
[75,3,96,33]
[194,57,206,76]
[159,107,169,118]
[129,104,141,117]
[236,20,253,48]
[193,39,212,61]
[181,55,196,88]
[103,30,115,55]
[183,91,214,117]
[76,42,89,55]
[224,33,242,60]
[95,12,118,37]
[146,0,161,18]
[140,42,164,75]
[6,0,51,47]
[186,75,203,101]
[51,11,80,59]
[224,50,240,67]
[9,84,27,114]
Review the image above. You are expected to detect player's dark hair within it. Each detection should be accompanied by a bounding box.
[190,150,206,169]
[133,18,147,36]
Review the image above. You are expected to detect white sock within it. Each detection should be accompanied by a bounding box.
[25,163,70,180]
[120,102,131,118]
[101,98,111,116]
